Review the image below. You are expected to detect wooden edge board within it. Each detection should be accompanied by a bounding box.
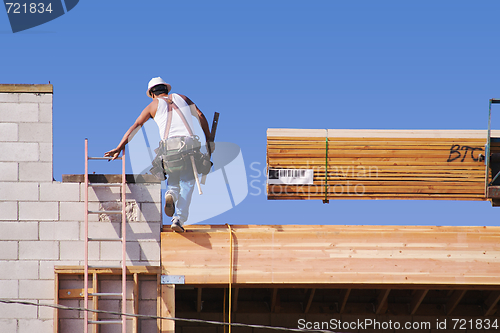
[0,83,53,93]
[54,265,162,274]
[268,128,500,138]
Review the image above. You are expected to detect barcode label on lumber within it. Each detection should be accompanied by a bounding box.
[267,169,314,185]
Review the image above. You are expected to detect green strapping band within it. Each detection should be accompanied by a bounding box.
[325,135,328,202]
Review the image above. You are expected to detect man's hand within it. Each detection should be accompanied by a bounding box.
[104,147,122,160]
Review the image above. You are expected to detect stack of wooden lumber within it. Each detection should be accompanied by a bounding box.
[267,129,500,201]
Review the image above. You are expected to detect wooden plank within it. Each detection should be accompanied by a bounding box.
[54,272,59,333]
[446,290,466,315]
[304,288,315,313]
[59,288,94,299]
[484,291,500,316]
[271,288,278,313]
[233,287,239,313]
[157,274,161,333]
[161,225,500,285]
[133,273,139,333]
[92,273,98,333]
[197,288,202,313]
[410,289,428,315]
[0,83,53,93]
[54,266,162,275]
[375,289,391,314]
[161,284,175,333]
[339,288,350,314]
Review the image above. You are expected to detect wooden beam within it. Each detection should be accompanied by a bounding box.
[375,289,391,315]
[133,273,139,333]
[484,291,500,316]
[92,272,98,333]
[59,288,94,299]
[0,84,53,93]
[232,287,239,312]
[54,272,59,333]
[339,288,351,314]
[304,288,316,313]
[271,288,278,313]
[161,284,175,333]
[157,274,161,333]
[446,290,466,315]
[162,226,500,286]
[197,288,202,313]
[410,289,428,315]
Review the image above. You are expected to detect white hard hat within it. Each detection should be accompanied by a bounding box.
[147,77,172,97]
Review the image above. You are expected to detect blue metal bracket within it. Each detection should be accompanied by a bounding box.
[161,275,185,284]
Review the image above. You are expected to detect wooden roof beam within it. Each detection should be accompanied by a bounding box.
[271,288,279,313]
[410,289,428,315]
[446,290,466,315]
[375,289,391,315]
[233,287,239,312]
[304,288,316,314]
[484,291,500,316]
[339,288,351,314]
[197,288,202,313]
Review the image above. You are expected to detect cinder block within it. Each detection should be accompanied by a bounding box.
[40,182,79,202]
[0,142,39,162]
[0,123,18,141]
[128,183,162,203]
[0,162,18,181]
[0,222,38,240]
[60,241,99,261]
[59,202,84,221]
[0,182,38,201]
[0,92,20,102]
[19,279,54,299]
[0,241,18,259]
[57,300,80,319]
[100,241,140,261]
[19,240,59,260]
[19,201,58,221]
[140,280,158,300]
[40,221,79,241]
[39,103,52,123]
[39,142,52,162]
[18,123,52,143]
[0,279,18,298]
[127,222,161,241]
[39,260,80,279]
[19,162,52,182]
[0,261,38,279]
[138,240,160,263]
[19,93,52,103]
[0,102,38,122]
[18,318,53,333]
[0,300,38,319]
[140,202,162,222]
[86,221,121,241]
[59,319,84,332]
[0,201,18,220]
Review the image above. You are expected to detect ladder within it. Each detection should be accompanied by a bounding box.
[84,139,127,333]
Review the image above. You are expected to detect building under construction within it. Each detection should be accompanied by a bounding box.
[1,84,500,333]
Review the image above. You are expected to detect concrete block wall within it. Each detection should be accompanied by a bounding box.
[0,85,162,333]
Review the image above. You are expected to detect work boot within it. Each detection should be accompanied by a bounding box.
[170,217,184,233]
[164,191,175,217]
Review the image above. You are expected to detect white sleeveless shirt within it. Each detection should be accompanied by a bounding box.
[153,93,196,139]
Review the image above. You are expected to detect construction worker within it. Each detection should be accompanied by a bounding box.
[104,77,212,232]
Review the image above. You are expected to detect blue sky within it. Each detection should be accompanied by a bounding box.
[2,1,500,226]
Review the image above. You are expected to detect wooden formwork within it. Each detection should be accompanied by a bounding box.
[267,129,500,201]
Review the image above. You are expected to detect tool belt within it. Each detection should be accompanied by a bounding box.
[150,136,212,180]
